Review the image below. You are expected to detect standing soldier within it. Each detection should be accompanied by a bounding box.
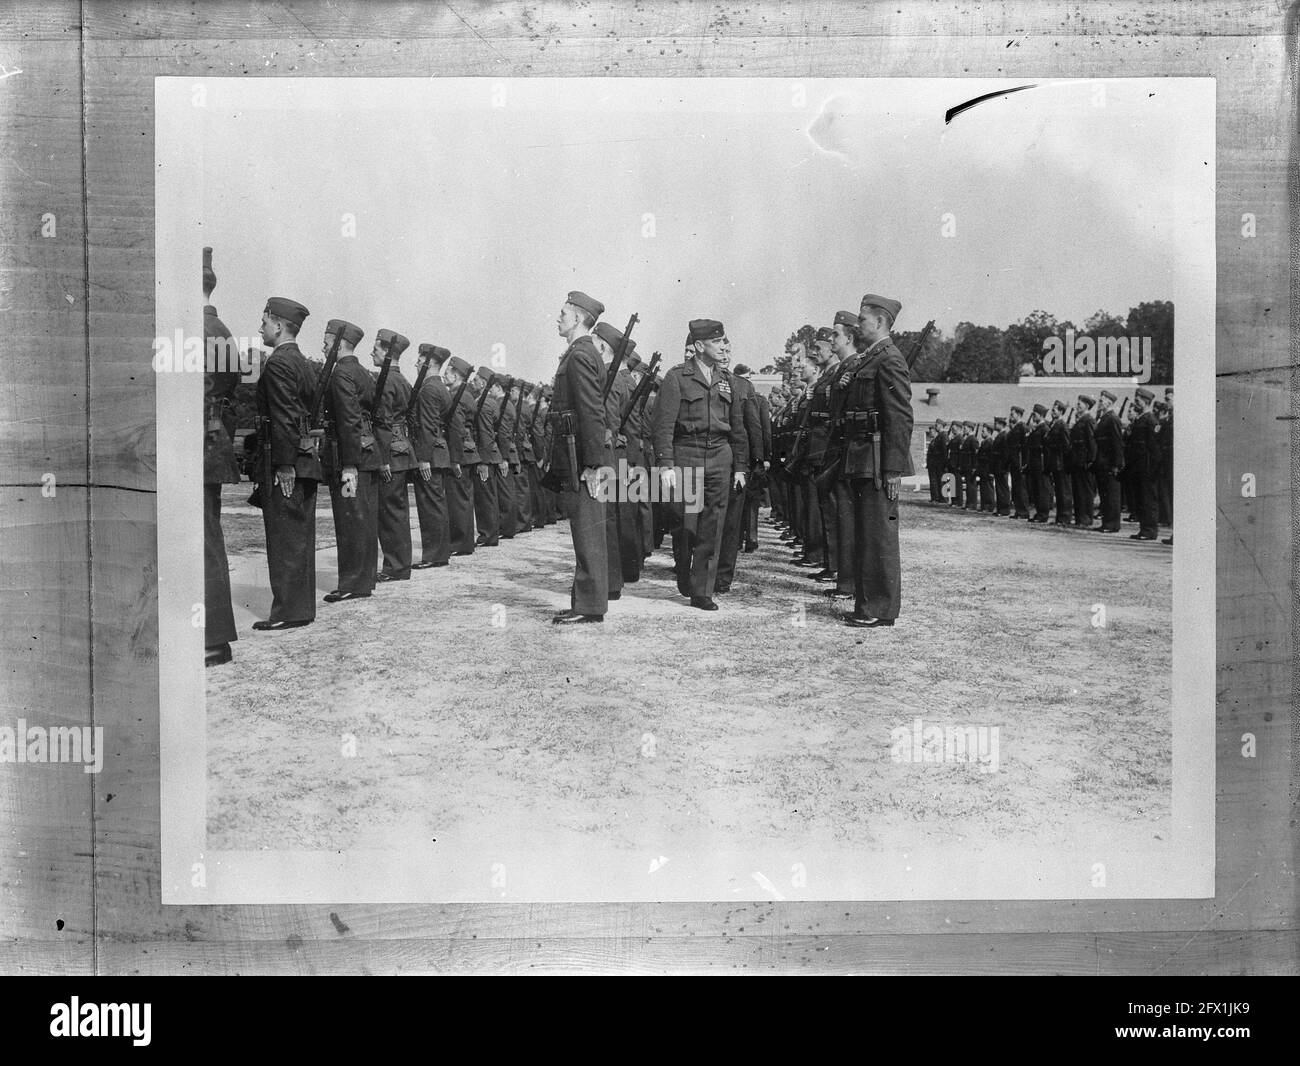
[1070,394,1099,529]
[470,366,504,548]
[531,386,556,527]
[842,295,912,628]
[737,363,769,553]
[409,344,455,570]
[1006,405,1030,519]
[321,318,379,603]
[714,348,763,594]
[513,381,537,534]
[791,361,824,567]
[442,355,480,555]
[371,330,415,581]
[825,310,867,601]
[945,418,965,508]
[622,355,656,559]
[549,290,611,624]
[961,420,979,511]
[202,251,241,664]
[991,416,1011,516]
[926,418,948,503]
[1093,389,1124,533]
[592,321,634,595]
[976,423,996,513]
[651,319,749,610]
[1155,393,1173,527]
[253,296,320,631]
[492,375,520,540]
[806,327,843,579]
[1046,401,1074,525]
[1025,404,1051,522]
[1128,387,1160,540]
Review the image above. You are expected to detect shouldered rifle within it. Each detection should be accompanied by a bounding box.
[526,385,545,436]
[473,371,495,431]
[1116,396,1129,420]
[404,356,433,439]
[904,320,936,372]
[493,381,512,436]
[368,349,395,428]
[511,381,528,440]
[782,394,815,473]
[602,313,639,401]
[616,351,661,437]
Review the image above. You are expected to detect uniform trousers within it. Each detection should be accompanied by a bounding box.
[670,438,731,598]
[411,468,450,565]
[446,467,476,554]
[261,475,318,622]
[327,467,378,593]
[204,481,238,644]
[378,471,413,578]
[851,477,901,620]
[563,476,610,615]
[473,467,501,545]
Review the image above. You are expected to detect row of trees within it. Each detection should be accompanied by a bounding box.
[776,301,1173,384]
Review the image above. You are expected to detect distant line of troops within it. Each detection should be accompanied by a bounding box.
[919,387,1174,542]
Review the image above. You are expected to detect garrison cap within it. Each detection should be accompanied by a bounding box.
[1052,399,1067,412]
[1010,405,1025,416]
[833,310,860,329]
[624,352,642,372]
[325,319,364,346]
[418,343,451,366]
[688,319,726,342]
[1135,386,1155,401]
[474,365,496,386]
[264,297,309,329]
[446,356,473,379]
[593,321,625,351]
[1077,394,1095,408]
[566,291,604,319]
[1153,399,1171,412]
[733,363,751,376]
[964,421,977,430]
[1164,387,1174,396]
[495,374,514,390]
[859,293,902,322]
[1032,403,1048,417]
[815,326,835,343]
[994,416,1007,427]
[376,329,410,358]
[1100,389,1117,402]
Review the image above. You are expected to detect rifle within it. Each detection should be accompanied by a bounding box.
[446,374,474,466]
[511,381,528,445]
[369,347,396,428]
[473,371,496,451]
[493,378,513,436]
[404,354,434,439]
[526,385,545,437]
[904,319,936,372]
[602,313,639,401]
[781,391,815,474]
[616,351,662,437]
[1116,396,1129,420]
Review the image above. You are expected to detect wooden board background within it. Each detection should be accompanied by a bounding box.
[0,0,1294,974]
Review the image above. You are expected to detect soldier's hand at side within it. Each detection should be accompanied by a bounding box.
[498,461,509,477]
[763,460,771,472]
[380,463,392,484]
[733,471,747,492]
[477,465,489,483]
[659,468,676,495]
[419,461,432,482]
[275,465,295,498]
[452,463,462,479]
[886,475,900,501]
[581,466,602,499]
[341,466,358,496]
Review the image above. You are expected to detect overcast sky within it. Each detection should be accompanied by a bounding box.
[168,77,1214,382]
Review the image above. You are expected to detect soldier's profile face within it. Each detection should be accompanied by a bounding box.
[321,333,335,357]
[258,313,276,346]
[557,302,577,334]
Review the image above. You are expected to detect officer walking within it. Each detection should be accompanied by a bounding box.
[842,295,913,628]
[651,319,749,610]
[253,296,321,631]
[320,318,379,602]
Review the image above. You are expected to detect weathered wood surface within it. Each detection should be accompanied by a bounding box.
[0,1,1294,974]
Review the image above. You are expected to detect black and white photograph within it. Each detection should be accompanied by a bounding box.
[155,76,1213,903]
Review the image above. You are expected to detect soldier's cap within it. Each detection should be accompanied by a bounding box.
[815,326,835,342]
[325,319,364,346]
[859,293,902,323]
[376,329,410,358]
[981,422,994,432]
[1153,399,1171,412]
[1099,389,1117,402]
[541,386,554,400]
[733,363,751,376]
[1164,387,1174,396]
[593,321,625,351]
[418,344,452,366]
[474,365,496,385]
[688,318,726,342]
[264,297,310,328]
[624,352,642,372]
[1009,405,1025,416]
[833,310,860,329]
[1032,403,1048,417]
[1077,394,1095,407]
[1135,386,1155,401]
[964,421,977,430]
[1052,399,1067,412]
[934,417,947,425]
[446,355,473,379]
[566,290,604,319]
[994,416,1007,426]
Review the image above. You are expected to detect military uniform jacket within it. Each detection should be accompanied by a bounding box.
[946,432,964,474]
[1007,422,1028,471]
[203,305,241,484]
[1026,423,1047,471]
[786,395,814,471]
[1128,410,1158,478]
[757,394,773,463]
[976,436,994,476]
[842,337,914,479]
[1154,417,1173,475]
[517,401,537,464]
[926,429,947,470]
[732,373,764,468]
[1094,409,1124,473]
[649,359,750,472]
[496,398,520,468]
[454,387,481,465]
[959,434,978,474]
[411,375,455,470]
[255,340,324,481]
[1069,412,1098,469]
[806,362,839,466]
[476,395,503,464]
[529,406,549,468]
[992,430,1010,474]
[1046,419,1072,472]
[374,368,417,473]
[604,365,634,449]
[325,355,381,471]
[548,333,606,478]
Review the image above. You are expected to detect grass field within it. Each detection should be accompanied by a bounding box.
[206,489,1173,897]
